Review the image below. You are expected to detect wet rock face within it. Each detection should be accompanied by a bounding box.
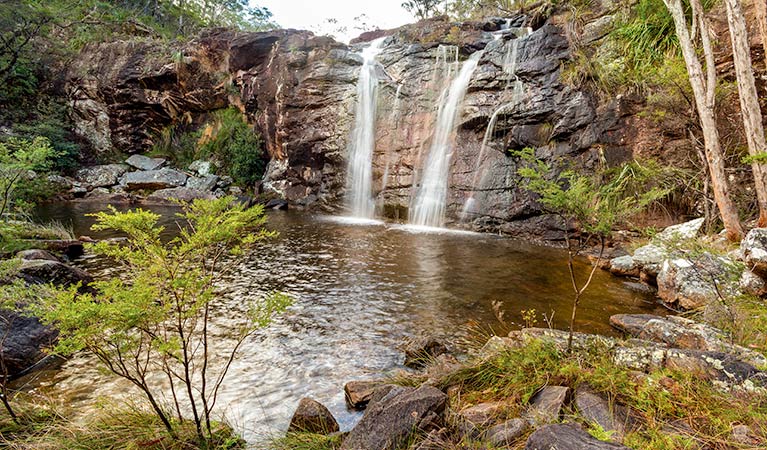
[66,11,645,237]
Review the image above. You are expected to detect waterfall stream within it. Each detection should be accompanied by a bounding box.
[345,37,387,219]
[410,51,483,228]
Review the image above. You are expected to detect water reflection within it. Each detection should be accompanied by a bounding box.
[26,203,665,446]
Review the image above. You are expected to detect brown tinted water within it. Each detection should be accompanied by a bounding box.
[24,203,665,445]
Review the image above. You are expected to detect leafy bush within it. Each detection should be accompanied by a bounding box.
[36,197,291,445]
[0,136,60,219]
[198,108,267,187]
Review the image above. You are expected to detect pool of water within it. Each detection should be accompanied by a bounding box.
[21,202,664,445]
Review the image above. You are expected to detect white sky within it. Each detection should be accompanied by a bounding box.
[256,0,415,42]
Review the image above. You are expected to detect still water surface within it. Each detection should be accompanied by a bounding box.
[25,202,665,445]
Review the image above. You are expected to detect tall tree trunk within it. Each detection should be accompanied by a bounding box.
[755,0,767,71]
[724,0,767,226]
[664,0,744,241]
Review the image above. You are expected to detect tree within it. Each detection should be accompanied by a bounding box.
[402,0,444,20]
[723,0,767,227]
[516,149,668,351]
[36,197,292,444]
[662,0,744,241]
[0,137,59,220]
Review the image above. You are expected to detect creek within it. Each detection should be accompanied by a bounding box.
[23,202,665,445]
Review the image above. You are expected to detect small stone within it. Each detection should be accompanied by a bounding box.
[402,335,449,368]
[653,218,705,244]
[265,198,289,210]
[632,244,666,267]
[344,380,381,410]
[459,401,510,428]
[188,159,212,176]
[125,154,166,171]
[287,397,339,435]
[740,270,767,297]
[574,387,626,441]
[526,386,569,425]
[742,228,767,277]
[484,418,529,446]
[217,175,233,189]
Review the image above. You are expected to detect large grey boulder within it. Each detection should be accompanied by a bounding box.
[632,244,666,267]
[740,270,767,297]
[610,314,767,367]
[125,154,166,171]
[75,164,129,188]
[341,385,447,450]
[287,397,339,434]
[123,168,188,191]
[608,255,639,277]
[524,423,631,449]
[0,311,57,377]
[146,187,215,202]
[188,160,212,176]
[656,254,738,310]
[742,228,767,278]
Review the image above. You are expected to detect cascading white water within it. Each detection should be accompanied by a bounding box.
[410,51,483,228]
[462,27,531,221]
[346,37,387,219]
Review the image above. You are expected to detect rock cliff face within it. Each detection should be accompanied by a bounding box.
[63,3,681,236]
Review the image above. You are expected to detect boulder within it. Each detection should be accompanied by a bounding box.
[608,255,640,278]
[341,385,447,450]
[188,160,212,176]
[16,249,60,262]
[0,310,58,377]
[217,175,233,189]
[740,270,767,297]
[402,335,449,368]
[654,218,705,244]
[145,187,215,202]
[46,174,73,189]
[631,244,666,268]
[125,154,166,171]
[186,174,220,192]
[656,254,738,310]
[344,380,382,410]
[484,418,529,446]
[18,260,93,287]
[574,387,627,441]
[526,386,569,425]
[75,164,129,188]
[742,228,767,278]
[287,397,339,434]
[123,168,188,191]
[524,423,631,449]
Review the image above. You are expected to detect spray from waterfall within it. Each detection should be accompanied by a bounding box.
[346,37,387,219]
[410,51,483,228]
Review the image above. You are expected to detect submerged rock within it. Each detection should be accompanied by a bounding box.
[287,397,339,434]
[341,385,447,450]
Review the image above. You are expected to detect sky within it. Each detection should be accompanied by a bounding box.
[256,0,416,43]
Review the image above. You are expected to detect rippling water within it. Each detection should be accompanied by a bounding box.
[23,203,665,446]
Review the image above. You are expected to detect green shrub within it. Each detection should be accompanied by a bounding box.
[198,108,267,187]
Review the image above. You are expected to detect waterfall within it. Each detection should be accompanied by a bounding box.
[346,37,387,219]
[462,27,531,221]
[410,51,483,228]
